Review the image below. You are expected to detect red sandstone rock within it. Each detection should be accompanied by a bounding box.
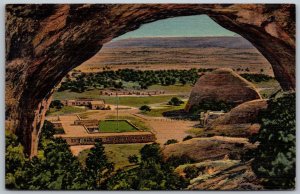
[185,68,261,112]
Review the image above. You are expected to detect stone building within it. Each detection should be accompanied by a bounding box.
[61,98,106,109]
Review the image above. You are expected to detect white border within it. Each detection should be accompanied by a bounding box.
[0,0,299,193]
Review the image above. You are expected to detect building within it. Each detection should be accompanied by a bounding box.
[61,98,106,110]
[90,100,106,110]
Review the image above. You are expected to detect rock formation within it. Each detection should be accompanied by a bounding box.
[5,4,295,156]
[202,99,268,137]
[162,136,257,162]
[185,68,261,112]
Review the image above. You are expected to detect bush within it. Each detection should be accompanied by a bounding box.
[190,99,235,114]
[139,105,151,112]
[246,93,295,189]
[183,166,199,179]
[128,155,139,164]
[166,155,195,168]
[183,135,193,141]
[164,139,178,145]
[49,100,64,110]
[240,73,273,83]
[168,97,184,106]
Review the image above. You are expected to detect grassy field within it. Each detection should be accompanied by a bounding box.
[106,115,151,131]
[148,84,192,94]
[77,143,146,170]
[47,106,86,115]
[53,89,180,107]
[142,102,187,117]
[99,120,138,133]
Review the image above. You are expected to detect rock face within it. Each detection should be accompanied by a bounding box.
[5,4,295,156]
[175,160,262,190]
[185,68,261,111]
[162,136,257,162]
[202,99,268,137]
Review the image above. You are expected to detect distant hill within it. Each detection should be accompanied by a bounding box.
[104,36,254,49]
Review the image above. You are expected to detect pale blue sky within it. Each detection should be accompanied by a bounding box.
[114,15,237,40]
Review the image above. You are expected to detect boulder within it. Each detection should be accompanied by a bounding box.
[162,136,257,162]
[185,68,261,112]
[202,99,268,137]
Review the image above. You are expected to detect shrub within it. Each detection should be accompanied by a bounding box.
[246,93,295,189]
[139,105,151,112]
[183,135,193,141]
[168,97,184,106]
[190,99,235,114]
[164,139,178,145]
[184,166,199,179]
[240,73,273,82]
[128,155,139,164]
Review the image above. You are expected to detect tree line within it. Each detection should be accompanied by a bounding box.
[58,68,208,93]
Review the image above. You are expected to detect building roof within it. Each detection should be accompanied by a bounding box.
[90,100,105,105]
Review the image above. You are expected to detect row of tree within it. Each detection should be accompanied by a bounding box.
[58,68,203,92]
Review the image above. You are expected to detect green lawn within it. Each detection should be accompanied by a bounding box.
[99,120,138,133]
[142,102,187,117]
[47,106,86,115]
[106,115,151,131]
[77,143,146,170]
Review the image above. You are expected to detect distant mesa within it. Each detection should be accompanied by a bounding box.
[185,68,261,112]
[105,36,254,49]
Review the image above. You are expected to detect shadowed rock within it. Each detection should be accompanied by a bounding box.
[202,99,268,137]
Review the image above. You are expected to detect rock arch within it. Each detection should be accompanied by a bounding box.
[5,4,295,157]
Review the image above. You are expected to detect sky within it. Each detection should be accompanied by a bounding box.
[114,15,237,40]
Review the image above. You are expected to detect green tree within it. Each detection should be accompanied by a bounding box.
[246,93,295,189]
[85,139,114,189]
[106,143,188,190]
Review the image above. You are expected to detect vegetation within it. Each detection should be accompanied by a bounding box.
[58,68,200,92]
[85,140,114,189]
[245,93,295,189]
[106,143,189,190]
[98,120,138,133]
[49,100,64,109]
[240,73,274,83]
[183,135,193,141]
[164,139,179,145]
[139,105,151,112]
[168,97,184,106]
[190,99,235,114]
[141,102,186,117]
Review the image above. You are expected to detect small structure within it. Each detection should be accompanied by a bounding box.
[90,100,105,110]
[61,98,106,110]
[200,111,225,127]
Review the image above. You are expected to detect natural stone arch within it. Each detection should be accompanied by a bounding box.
[5,4,295,157]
